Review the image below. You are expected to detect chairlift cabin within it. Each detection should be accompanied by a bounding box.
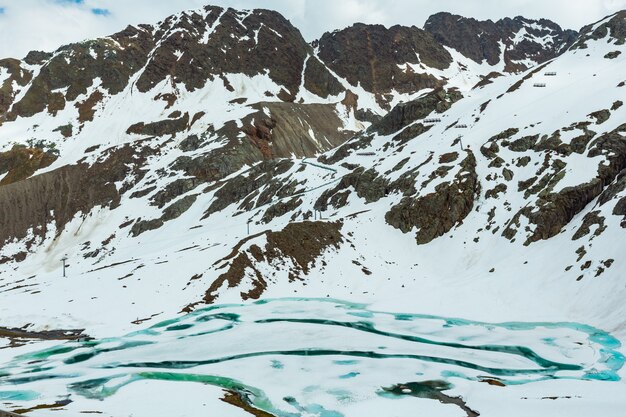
[424,118,441,124]
[544,71,557,76]
[456,124,468,129]
[533,83,546,87]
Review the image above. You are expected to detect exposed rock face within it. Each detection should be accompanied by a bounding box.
[503,124,626,244]
[316,23,452,106]
[158,100,355,212]
[134,7,313,100]
[0,146,57,186]
[0,143,155,248]
[130,194,199,237]
[303,56,345,99]
[0,58,33,120]
[2,6,347,124]
[127,112,190,136]
[200,221,343,304]
[386,151,479,244]
[375,88,463,135]
[244,117,277,159]
[573,10,626,49]
[424,13,577,71]
[243,102,355,159]
[203,159,295,217]
[8,26,154,121]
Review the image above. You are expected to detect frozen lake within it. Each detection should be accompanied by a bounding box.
[0,298,624,416]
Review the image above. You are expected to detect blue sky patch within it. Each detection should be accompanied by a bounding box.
[91,8,111,16]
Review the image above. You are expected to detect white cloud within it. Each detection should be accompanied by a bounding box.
[0,0,625,59]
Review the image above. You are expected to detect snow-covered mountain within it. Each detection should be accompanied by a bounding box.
[0,5,625,417]
[425,13,578,72]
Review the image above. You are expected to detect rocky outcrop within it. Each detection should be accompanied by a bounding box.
[244,117,277,159]
[8,27,154,120]
[425,13,577,71]
[316,23,452,107]
[245,102,355,158]
[0,143,156,249]
[3,6,345,124]
[573,10,626,49]
[203,159,295,217]
[0,146,58,186]
[130,194,198,237]
[375,88,463,136]
[0,59,33,119]
[302,56,345,99]
[200,221,343,304]
[505,124,626,244]
[314,168,390,211]
[135,7,314,100]
[386,151,479,244]
[127,112,190,136]
[160,101,354,210]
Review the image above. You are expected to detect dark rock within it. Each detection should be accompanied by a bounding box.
[179,134,207,152]
[392,123,432,145]
[425,13,576,71]
[573,210,606,240]
[303,56,344,99]
[473,72,503,89]
[490,128,519,142]
[127,112,189,136]
[385,152,479,244]
[23,51,53,65]
[375,88,462,136]
[573,11,626,49]
[0,146,58,186]
[200,221,343,304]
[315,167,390,211]
[130,218,164,237]
[485,183,507,199]
[204,160,294,217]
[439,152,459,164]
[151,178,202,209]
[53,123,73,138]
[162,194,198,221]
[588,109,610,125]
[0,144,156,248]
[508,135,538,152]
[316,23,451,106]
[355,108,383,124]
[262,197,303,223]
[512,124,626,244]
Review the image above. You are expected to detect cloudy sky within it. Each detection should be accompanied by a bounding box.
[0,0,625,58]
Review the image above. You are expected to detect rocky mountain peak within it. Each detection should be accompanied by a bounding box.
[573,10,626,49]
[0,5,350,125]
[315,23,452,108]
[424,12,577,72]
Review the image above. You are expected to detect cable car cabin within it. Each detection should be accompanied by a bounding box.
[456,124,468,128]
[544,72,557,76]
[423,118,442,124]
[533,83,547,87]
